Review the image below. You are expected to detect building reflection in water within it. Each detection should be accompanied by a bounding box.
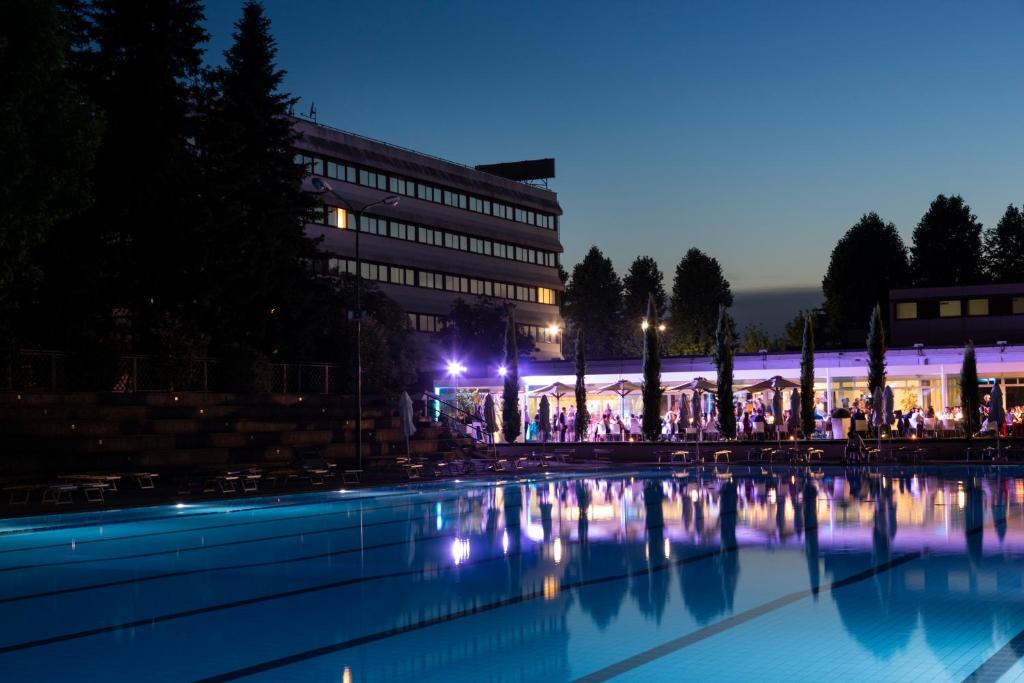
[355,467,1024,680]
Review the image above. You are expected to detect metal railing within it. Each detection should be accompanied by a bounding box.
[4,349,345,395]
[422,391,487,443]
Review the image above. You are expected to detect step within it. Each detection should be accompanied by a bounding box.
[280,430,333,446]
[233,419,297,433]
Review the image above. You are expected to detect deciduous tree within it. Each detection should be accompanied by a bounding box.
[563,246,624,358]
[982,204,1024,283]
[910,194,984,286]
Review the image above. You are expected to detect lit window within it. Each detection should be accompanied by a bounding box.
[968,298,989,316]
[326,207,347,229]
[538,287,555,305]
[896,302,917,320]
[939,300,961,317]
[1013,297,1024,314]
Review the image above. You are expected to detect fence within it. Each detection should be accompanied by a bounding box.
[4,349,344,395]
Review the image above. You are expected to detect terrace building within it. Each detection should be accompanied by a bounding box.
[292,118,565,362]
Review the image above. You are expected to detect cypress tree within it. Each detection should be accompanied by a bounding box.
[501,311,521,443]
[574,330,590,442]
[800,314,816,436]
[641,294,663,441]
[866,303,886,400]
[961,342,979,440]
[201,1,318,357]
[714,304,736,439]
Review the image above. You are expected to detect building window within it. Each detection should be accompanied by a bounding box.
[938,300,961,318]
[325,207,347,229]
[1013,297,1024,315]
[968,298,989,316]
[538,288,555,305]
[895,302,917,320]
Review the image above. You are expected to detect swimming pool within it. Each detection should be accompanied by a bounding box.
[0,466,1022,681]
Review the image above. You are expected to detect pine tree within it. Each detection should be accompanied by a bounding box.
[668,248,733,355]
[201,1,319,357]
[574,330,590,442]
[961,342,979,440]
[800,314,816,436]
[0,0,98,346]
[501,311,521,443]
[715,305,736,439]
[982,205,1024,283]
[866,303,886,399]
[641,294,663,440]
[623,256,667,354]
[563,246,624,358]
[36,0,210,349]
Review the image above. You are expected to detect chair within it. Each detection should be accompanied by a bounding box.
[753,421,766,440]
[854,419,868,435]
[922,417,938,438]
[684,426,697,442]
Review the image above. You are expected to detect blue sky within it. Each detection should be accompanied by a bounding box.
[203,0,1024,331]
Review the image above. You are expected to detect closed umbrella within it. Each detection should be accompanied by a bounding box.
[991,379,1005,458]
[677,393,690,434]
[399,391,416,457]
[872,386,885,452]
[539,395,552,449]
[883,386,895,426]
[772,389,784,448]
[788,388,801,436]
[691,391,703,457]
[483,393,497,450]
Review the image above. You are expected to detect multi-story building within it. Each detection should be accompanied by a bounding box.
[291,118,565,363]
[889,283,1024,346]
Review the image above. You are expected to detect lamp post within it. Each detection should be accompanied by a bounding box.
[547,323,562,358]
[310,178,398,470]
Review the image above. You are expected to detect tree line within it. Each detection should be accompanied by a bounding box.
[0,0,416,393]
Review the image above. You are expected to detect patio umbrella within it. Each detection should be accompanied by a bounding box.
[531,381,573,411]
[539,395,552,450]
[399,391,416,457]
[740,375,799,394]
[772,389,784,449]
[597,379,643,422]
[991,379,1005,458]
[483,393,497,450]
[667,377,718,393]
[788,388,801,436]
[872,386,885,452]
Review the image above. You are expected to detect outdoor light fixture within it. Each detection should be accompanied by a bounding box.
[641,320,649,331]
[308,177,399,472]
[658,323,666,332]
[446,360,466,377]
[497,365,508,377]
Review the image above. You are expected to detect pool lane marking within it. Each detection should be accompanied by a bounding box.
[0,468,670,538]
[571,551,925,682]
[961,621,1024,681]
[0,480,486,538]
[0,492,472,558]
[0,546,542,656]
[573,521,987,683]
[0,529,459,605]
[187,545,738,683]
[0,513,435,573]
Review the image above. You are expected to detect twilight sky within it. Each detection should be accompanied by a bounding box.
[204,0,1024,332]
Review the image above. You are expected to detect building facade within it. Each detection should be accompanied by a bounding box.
[435,343,1024,439]
[889,283,1024,346]
[292,118,565,362]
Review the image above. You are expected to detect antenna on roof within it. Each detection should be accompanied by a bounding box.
[308,102,317,122]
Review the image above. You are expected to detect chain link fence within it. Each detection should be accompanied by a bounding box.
[4,350,342,394]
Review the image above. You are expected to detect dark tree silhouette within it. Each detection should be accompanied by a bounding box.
[822,213,908,334]
[800,315,816,436]
[910,194,984,286]
[574,330,590,441]
[715,305,736,439]
[669,248,733,355]
[641,294,663,440]
[866,303,886,399]
[982,204,1024,283]
[563,246,625,358]
[501,311,521,443]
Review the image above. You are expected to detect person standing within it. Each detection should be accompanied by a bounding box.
[568,405,577,442]
[557,407,568,442]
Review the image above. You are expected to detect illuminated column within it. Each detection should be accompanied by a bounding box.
[940,364,948,410]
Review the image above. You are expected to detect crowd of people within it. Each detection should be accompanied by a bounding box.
[494,389,1014,443]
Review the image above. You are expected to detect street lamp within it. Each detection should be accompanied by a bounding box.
[310,177,399,470]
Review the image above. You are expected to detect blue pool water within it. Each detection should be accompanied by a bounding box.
[1,466,1023,681]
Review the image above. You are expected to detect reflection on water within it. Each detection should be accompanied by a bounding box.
[356,467,1024,680]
